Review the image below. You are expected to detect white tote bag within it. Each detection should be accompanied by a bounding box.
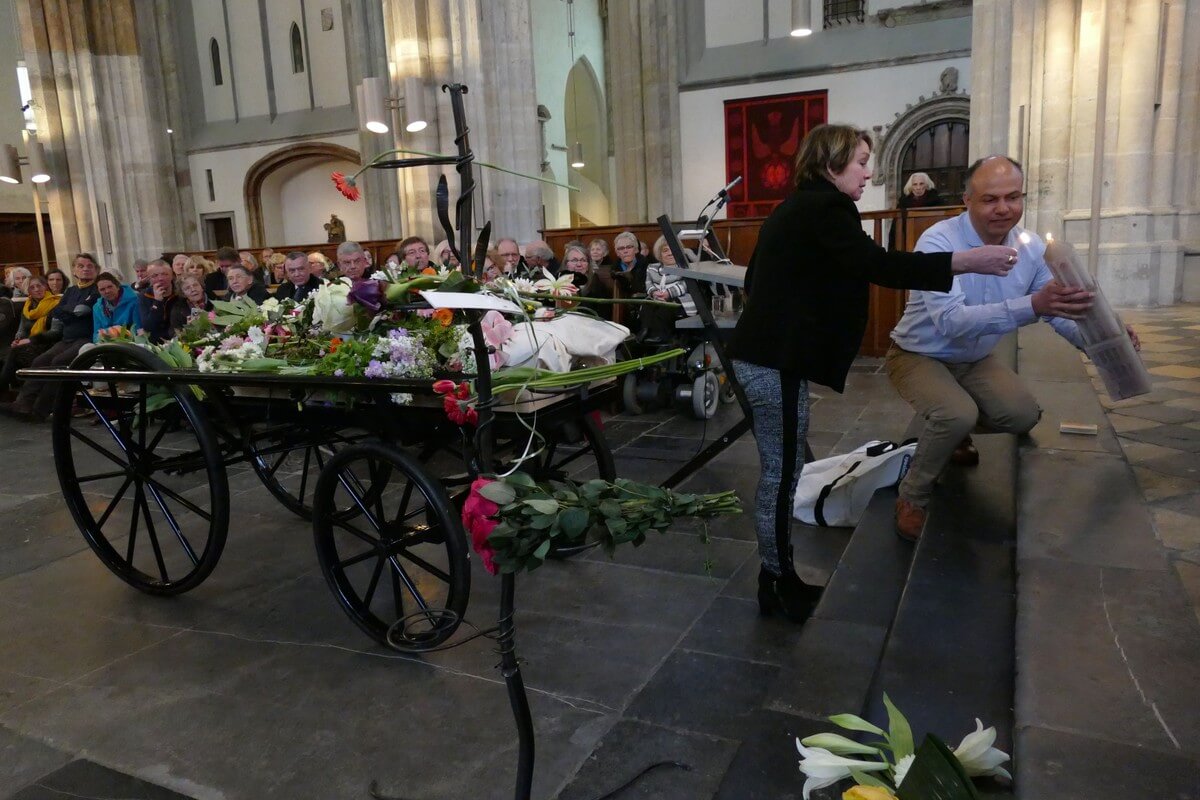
[793,440,917,527]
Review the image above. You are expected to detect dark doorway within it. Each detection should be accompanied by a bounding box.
[899,120,970,199]
[202,214,236,249]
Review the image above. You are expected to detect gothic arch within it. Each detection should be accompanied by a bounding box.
[565,56,610,224]
[243,142,361,246]
[873,93,970,207]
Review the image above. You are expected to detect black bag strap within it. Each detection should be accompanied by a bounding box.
[814,459,862,527]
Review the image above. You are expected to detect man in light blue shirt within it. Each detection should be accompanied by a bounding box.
[887,156,1103,540]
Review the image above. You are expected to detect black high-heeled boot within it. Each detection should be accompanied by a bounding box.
[758,566,822,623]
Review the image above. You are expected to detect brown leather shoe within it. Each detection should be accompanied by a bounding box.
[951,435,980,466]
[895,498,927,542]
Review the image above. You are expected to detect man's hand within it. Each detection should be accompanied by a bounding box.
[651,289,670,300]
[1126,324,1140,351]
[1032,280,1093,320]
[153,284,168,301]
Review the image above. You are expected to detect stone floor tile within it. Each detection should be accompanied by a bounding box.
[1167,397,1200,411]
[1120,423,1200,452]
[1119,439,1189,464]
[1175,560,1200,627]
[1157,379,1200,394]
[1137,450,1200,481]
[0,725,74,796]
[1132,466,1200,502]
[681,596,808,667]
[1157,491,1200,517]
[1113,402,1200,424]
[711,710,828,800]
[1135,333,1183,343]
[555,719,738,800]
[8,760,196,800]
[1139,342,1195,354]
[1149,364,1200,378]
[1016,726,1200,800]
[1151,507,1200,551]
[1108,413,1162,433]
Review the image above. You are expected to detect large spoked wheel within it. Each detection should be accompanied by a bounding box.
[312,441,470,648]
[51,344,229,595]
[247,425,383,520]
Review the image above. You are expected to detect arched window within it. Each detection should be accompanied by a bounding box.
[900,120,970,198]
[210,38,223,86]
[290,23,305,74]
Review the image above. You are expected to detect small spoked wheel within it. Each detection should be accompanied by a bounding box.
[312,441,469,647]
[52,344,229,595]
[248,425,382,520]
[692,371,720,420]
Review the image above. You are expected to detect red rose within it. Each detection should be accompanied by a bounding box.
[462,478,500,574]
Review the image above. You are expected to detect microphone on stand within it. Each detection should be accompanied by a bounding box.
[716,175,743,198]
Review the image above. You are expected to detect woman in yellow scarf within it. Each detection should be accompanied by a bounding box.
[0,275,61,394]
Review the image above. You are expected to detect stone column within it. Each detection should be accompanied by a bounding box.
[16,0,193,277]
[971,0,1200,305]
[607,0,682,223]
[344,0,402,244]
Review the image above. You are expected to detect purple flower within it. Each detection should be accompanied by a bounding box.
[364,359,386,379]
[348,279,385,314]
[334,368,345,377]
[388,328,408,339]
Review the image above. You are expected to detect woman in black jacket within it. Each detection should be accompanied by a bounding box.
[729,125,1017,624]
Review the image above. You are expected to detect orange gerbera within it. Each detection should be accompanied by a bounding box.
[328,337,344,353]
[421,266,438,276]
[432,308,454,327]
[331,172,360,201]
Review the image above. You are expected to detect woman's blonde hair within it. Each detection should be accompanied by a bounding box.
[793,124,873,186]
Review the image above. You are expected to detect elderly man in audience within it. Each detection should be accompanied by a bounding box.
[496,237,534,279]
[589,238,615,267]
[0,253,102,421]
[206,246,239,294]
[886,155,1138,540]
[92,271,141,340]
[523,240,559,276]
[139,259,186,344]
[0,275,60,397]
[274,251,323,301]
[336,240,372,284]
[398,236,432,269]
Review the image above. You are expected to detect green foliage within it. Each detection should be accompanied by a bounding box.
[481,474,741,575]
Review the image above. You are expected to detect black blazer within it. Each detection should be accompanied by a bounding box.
[729,177,953,392]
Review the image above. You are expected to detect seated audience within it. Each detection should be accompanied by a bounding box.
[589,238,616,267]
[641,235,698,341]
[139,260,186,344]
[0,294,16,354]
[92,271,141,340]
[4,267,32,298]
[560,243,614,320]
[171,253,191,279]
[171,274,214,329]
[45,269,67,295]
[0,253,102,421]
[523,240,558,276]
[336,241,371,284]
[239,250,266,286]
[888,171,945,251]
[206,247,239,294]
[308,251,331,279]
[0,275,59,395]
[130,258,151,293]
[274,251,323,301]
[399,236,432,269]
[268,253,287,285]
[433,240,461,270]
[184,257,209,283]
[225,264,269,304]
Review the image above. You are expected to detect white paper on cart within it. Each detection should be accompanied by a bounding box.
[419,291,522,313]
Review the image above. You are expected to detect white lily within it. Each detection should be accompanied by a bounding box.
[952,719,1012,781]
[800,733,882,757]
[533,267,579,297]
[796,740,889,800]
[892,753,914,787]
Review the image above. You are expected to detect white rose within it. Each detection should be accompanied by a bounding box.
[311,278,356,333]
[259,297,281,314]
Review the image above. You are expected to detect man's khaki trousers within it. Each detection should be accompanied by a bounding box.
[885,345,1042,506]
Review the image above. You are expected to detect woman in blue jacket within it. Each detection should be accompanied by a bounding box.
[92,271,142,340]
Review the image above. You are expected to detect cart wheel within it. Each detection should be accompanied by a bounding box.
[718,373,738,405]
[313,441,469,647]
[691,372,720,420]
[622,373,644,415]
[52,344,229,595]
[248,426,384,520]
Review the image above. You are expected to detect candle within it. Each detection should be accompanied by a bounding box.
[1042,235,1150,400]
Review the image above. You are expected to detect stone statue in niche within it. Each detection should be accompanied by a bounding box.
[939,67,959,95]
[324,214,346,244]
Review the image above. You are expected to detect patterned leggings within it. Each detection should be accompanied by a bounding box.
[733,360,810,576]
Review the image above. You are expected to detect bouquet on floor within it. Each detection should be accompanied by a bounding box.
[797,695,1010,800]
[464,472,741,575]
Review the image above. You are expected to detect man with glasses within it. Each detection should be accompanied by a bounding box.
[885,155,1137,541]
